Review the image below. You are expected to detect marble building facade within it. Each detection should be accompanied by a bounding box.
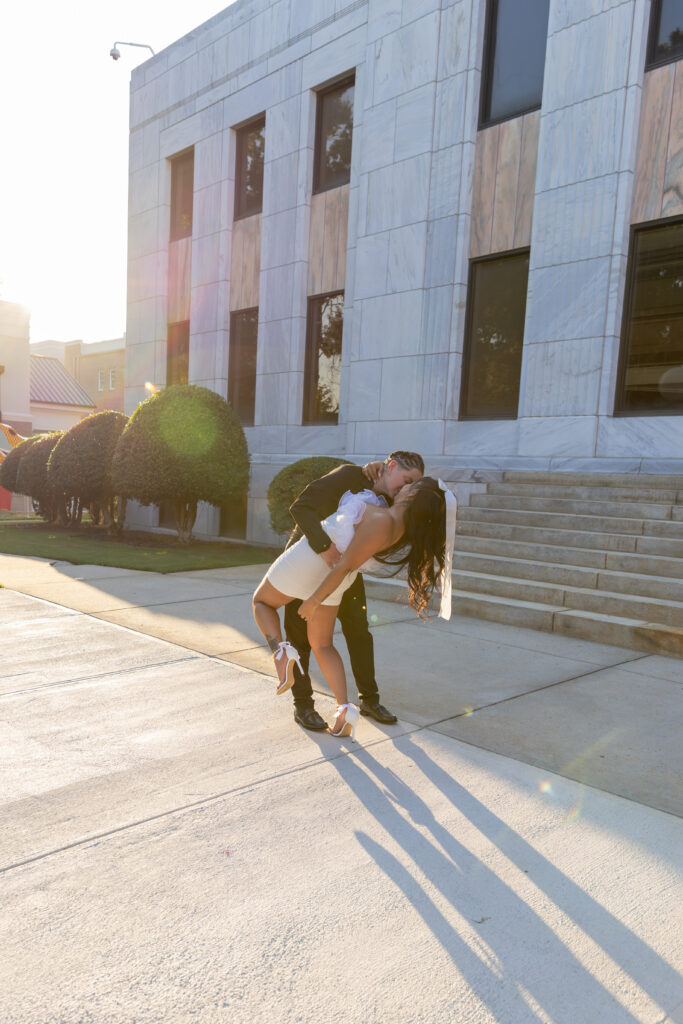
[125,0,683,542]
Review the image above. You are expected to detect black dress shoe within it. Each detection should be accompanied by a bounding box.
[294,707,328,731]
[359,699,398,724]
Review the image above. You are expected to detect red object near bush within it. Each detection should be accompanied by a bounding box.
[0,485,11,510]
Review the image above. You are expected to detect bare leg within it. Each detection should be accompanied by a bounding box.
[307,605,350,733]
[252,578,292,651]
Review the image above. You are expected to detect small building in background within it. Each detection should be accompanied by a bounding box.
[30,337,125,412]
[29,355,95,432]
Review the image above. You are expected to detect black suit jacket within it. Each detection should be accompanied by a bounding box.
[286,464,372,553]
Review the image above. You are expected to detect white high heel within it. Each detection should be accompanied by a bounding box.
[330,703,360,739]
[273,641,302,695]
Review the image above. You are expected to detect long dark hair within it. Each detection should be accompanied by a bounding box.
[374,477,446,618]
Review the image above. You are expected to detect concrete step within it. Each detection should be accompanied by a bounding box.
[364,578,683,658]
[487,481,683,503]
[453,550,683,602]
[455,533,683,579]
[453,569,683,626]
[457,519,683,558]
[503,470,683,489]
[455,533,609,568]
[470,492,676,520]
[459,505,683,539]
[552,609,683,658]
[453,549,600,588]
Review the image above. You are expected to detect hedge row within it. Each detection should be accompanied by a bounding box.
[0,386,250,543]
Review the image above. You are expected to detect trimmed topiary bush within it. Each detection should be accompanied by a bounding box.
[111,385,250,543]
[15,432,64,521]
[49,411,128,530]
[267,456,352,536]
[0,435,38,494]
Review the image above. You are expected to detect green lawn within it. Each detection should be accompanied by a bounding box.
[0,522,282,573]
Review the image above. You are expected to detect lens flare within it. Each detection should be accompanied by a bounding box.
[144,381,159,394]
[159,400,218,456]
[539,780,552,794]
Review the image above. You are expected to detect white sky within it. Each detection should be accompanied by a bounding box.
[0,0,236,344]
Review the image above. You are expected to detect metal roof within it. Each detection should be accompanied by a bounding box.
[30,356,95,407]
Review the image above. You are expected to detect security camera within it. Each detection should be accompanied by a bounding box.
[110,46,121,60]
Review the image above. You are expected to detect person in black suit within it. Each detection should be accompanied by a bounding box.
[282,451,424,731]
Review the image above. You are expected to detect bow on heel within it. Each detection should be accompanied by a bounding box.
[330,703,360,739]
[273,641,302,695]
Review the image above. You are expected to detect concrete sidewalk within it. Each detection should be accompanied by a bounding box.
[1,554,682,1023]
[1,552,681,816]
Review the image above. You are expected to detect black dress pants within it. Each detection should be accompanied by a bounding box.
[284,573,379,710]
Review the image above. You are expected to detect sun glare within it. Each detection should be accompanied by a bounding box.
[0,0,236,344]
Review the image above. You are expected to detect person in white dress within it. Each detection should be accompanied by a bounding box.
[253,477,452,738]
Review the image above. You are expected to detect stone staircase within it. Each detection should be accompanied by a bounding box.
[368,471,683,657]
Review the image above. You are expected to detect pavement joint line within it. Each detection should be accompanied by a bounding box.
[415,654,650,728]
[0,655,201,699]
[0,723,419,877]
[398,614,653,670]
[6,587,255,615]
[430,726,683,821]
[4,589,232,659]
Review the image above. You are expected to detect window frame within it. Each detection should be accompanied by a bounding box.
[169,148,194,242]
[108,368,116,391]
[614,215,683,417]
[645,0,683,70]
[479,0,547,130]
[303,290,344,426]
[233,114,266,222]
[459,247,531,421]
[97,369,105,392]
[312,73,356,196]
[228,307,259,427]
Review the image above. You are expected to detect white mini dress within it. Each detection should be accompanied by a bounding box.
[264,489,387,606]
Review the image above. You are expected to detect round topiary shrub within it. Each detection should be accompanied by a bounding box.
[267,456,352,536]
[15,432,64,521]
[49,411,128,529]
[0,435,38,494]
[111,385,250,543]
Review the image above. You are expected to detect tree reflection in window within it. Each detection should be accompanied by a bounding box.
[315,78,354,193]
[460,252,529,419]
[235,117,265,219]
[304,293,343,424]
[617,219,683,413]
[647,0,683,66]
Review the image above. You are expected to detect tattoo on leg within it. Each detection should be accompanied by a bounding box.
[266,635,281,653]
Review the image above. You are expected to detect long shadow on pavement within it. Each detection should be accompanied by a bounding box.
[325,734,678,1023]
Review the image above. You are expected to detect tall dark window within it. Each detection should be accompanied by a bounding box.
[304,293,344,424]
[170,150,194,240]
[313,76,355,194]
[229,308,258,426]
[460,251,529,420]
[167,321,189,387]
[616,219,683,415]
[234,116,266,219]
[646,0,683,67]
[480,0,550,127]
